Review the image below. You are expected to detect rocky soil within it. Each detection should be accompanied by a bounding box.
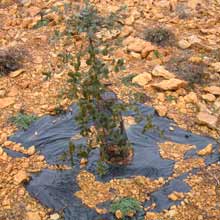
[0,0,220,219]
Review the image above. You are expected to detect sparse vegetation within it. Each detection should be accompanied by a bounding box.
[66,1,132,164]
[10,112,38,130]
[144,27,175,46]
[110,197,142,219]
[0,50,21,76]
[121,73,138,86]
[96,160,109,177]
[166,57,208,86]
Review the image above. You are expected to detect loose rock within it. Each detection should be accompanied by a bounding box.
[152,65,175,79]
[152,79,187,91]
[0,97,15,109]
[115,210,123,219]
[80,158,88,166]
[204,86,220,96]
[9,69,25,78]
[178,39,191,49]
[14,170,30,184]
[50,213,60,220]
[27,145,36,155]
[197,144,213,156]
[184,92,198,104]
[132,72,152,86]
[196,112,218,129]
[26,211,41,220]
[211,62,220,72]
[141,42,156,58]
[0,89,6,97]
[202,94,216,102]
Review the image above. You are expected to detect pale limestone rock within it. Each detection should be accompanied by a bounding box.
[152,65,175,79]
[37,155,45,161]
[155,105,168,117]
[14,171,30,185]
[178,39,191,49]
[123,36,136,46]
[0,89,6,97]
[152,79,187,91]
[27,145,36,155]
[0,147,3,155]
[115,210,123,219]
[127,38,149,53]
[197,102,212,114]
[9,69,25,78]
[141,42,156,58]
[26,211,41,220]
[80,158,88,166]
[132,73,152,86]
[211,62,220,72]
[26,6,41,17]
[130,52,141,59]
[168,192,184,201]
[184,92,198,104]
[168,193,178,201]
[120,26,133,38]
[204,86,220,95]
[196,112,218,129]
[50,213,60,220]
[214,98,220,110]
[0,97,15,109]
[125,15,135,25]
[145,212,158,219]
[197,144,213,156]
[202,94,216,102]
[168,209,177,217]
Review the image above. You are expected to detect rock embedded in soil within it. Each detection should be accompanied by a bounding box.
[204,86,220,96]
[132,72,152,86]
[50,213,60,220]
[0,97,15,109]
[125,37,156,55]
[184,92,198,104]
[202,94,216,102]
[14,170,30,185]
[145,212,158,219]
[115,210,123,219]
[127,37,146,52]
[211,62,220,72]
[154,105,168,117]
[130,51,141,59]
[80,158,88,166]
[141,42,157,58]
[196,112,218,129]
[0,147,3,155]
[197,144,213,156]
[27,145,36,155]
[178,39,192,49]
[168,192,185,201]
[214,98,220,111]
[9,69,25,78]
[152,65,176,79]
[26,211,42,220]
[120,26,133,38]
[152,79,187,91]
[0,89,6,97]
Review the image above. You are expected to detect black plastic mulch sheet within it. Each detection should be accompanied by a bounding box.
[9,104,219,220]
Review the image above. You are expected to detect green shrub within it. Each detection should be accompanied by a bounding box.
[110,197,142,218]
[10,113,38,130]
[144,27,174,46]
[67,1,131,163]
